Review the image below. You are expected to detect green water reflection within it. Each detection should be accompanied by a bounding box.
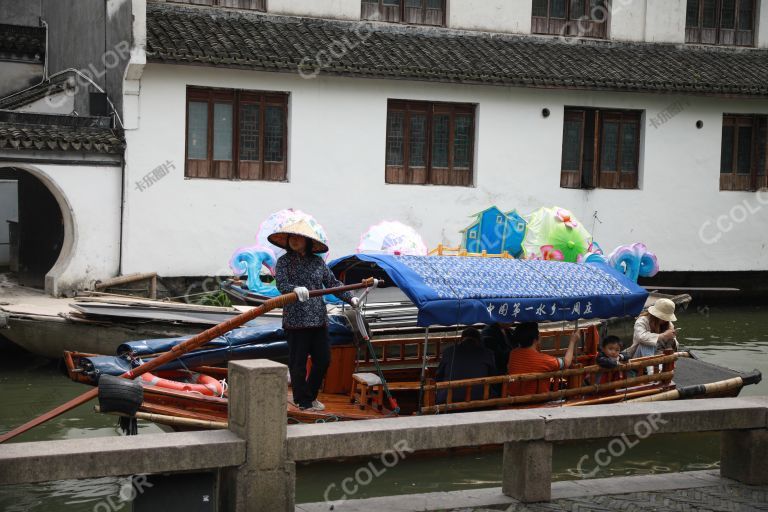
[0,353,162,511]
[295,304,767,503]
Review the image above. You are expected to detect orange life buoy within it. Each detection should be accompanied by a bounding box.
[140,370,224,397]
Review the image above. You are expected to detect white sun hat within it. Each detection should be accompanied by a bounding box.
[648,298,677,322]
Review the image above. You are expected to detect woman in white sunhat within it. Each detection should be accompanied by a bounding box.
[269,220,360,412]
[628,298,679,358]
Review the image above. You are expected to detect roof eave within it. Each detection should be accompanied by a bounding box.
[146,56,768,100]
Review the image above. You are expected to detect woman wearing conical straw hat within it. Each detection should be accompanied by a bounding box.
[269,220,359,412]
[628,298,679,358]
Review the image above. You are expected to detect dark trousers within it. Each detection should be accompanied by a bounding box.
[287,326,330,408]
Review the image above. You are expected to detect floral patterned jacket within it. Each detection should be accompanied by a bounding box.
[275,251,353,329]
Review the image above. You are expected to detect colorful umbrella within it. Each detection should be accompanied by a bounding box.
[357,221,428,256]
[522,207,591,263]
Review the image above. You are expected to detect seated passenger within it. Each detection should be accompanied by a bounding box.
[436,327,497,404]
[481,323,515,376]
[628,298,679,358]
[595,335,629,384]
[507,322,578,396]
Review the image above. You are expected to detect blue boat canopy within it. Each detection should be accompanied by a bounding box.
[330,254,648,327]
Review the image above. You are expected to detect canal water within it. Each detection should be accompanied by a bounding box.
[0,304,766,510]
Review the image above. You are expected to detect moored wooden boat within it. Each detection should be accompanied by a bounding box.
[61,323,715,430]
[70,349,760,432]
[63,254,760,431]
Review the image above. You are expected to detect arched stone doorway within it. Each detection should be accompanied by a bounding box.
[0,166,72,291]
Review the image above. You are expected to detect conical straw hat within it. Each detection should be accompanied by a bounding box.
[267,220,329,254]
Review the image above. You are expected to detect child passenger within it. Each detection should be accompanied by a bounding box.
[595,335,629,384]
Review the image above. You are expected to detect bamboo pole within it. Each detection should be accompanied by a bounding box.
[423,354,677,390]
[95,272,158,290]
[628,377,745,403]
[95,406,228,430]
[0,278,376,444]
[563,387,668,406]
[421,371,675,413]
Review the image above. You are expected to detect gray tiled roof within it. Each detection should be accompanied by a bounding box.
[0,112,125,154]
[146,2,768,97]
[0,74,74,110]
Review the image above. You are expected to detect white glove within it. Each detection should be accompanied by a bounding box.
[350,297,360,309]
[293,287,310,302]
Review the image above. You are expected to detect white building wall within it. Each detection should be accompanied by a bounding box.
[610,0,647,42]
[644,0,686,43]
[123,64,768,276]
[448,0,531,34]
[6,163,122,294]
[16,91,76,114]
[268,0,360,20]
[758,0,768,48]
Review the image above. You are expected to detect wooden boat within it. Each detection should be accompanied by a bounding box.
[64,325,760,430]
[63,254,760,430]
[0,290,273,358]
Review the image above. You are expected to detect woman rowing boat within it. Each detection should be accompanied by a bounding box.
[270,221,359,412]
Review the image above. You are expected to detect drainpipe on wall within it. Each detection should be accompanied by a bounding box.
[117,0,147,276]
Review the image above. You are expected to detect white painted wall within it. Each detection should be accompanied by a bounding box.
[758,0,768,48]
[644,0,686,43]
[448,0,531,34]
[0,180,18,266]
[5,163,122,295]
[268,0,360,20]
[16,90,76,114]
[124,64,768,276]
[124,0,147,130]
[610,0,646,42]
[0,62,43,99]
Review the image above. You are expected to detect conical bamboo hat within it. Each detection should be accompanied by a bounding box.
[267,220,329,254]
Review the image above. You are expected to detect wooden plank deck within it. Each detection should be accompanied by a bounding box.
[287,389,392,422]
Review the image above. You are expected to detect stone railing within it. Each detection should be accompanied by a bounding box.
[1,360,766,511]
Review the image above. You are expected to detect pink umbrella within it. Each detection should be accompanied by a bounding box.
[357,221,427,256]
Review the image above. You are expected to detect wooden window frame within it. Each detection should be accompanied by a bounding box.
[166,0,266,10]
[560,107,641,190]
[361,0,447,27]
[531,0,609,39]
[685,0,755,46]
[185,87,288,181]
[385,100,475,187]
[720,114,768,191]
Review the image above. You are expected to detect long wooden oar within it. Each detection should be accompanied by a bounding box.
[0,279,375,444]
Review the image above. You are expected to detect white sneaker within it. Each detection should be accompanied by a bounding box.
[311,399,325,411]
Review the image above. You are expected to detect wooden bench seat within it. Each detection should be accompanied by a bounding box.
[350,373,426,411]
[350,373,384,411]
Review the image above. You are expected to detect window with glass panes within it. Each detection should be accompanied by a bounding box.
[166,0,265,9]
[385,100,475,186]
[685,0,755,46]
[720,115,768,191]
[361,0,446,26]
[186,87,288,181]
[560,108,641,190]
[532,0,609,39]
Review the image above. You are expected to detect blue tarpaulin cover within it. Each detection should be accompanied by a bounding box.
[331,254,648,326]
[82,316,354,379]
[116,317,286,356]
